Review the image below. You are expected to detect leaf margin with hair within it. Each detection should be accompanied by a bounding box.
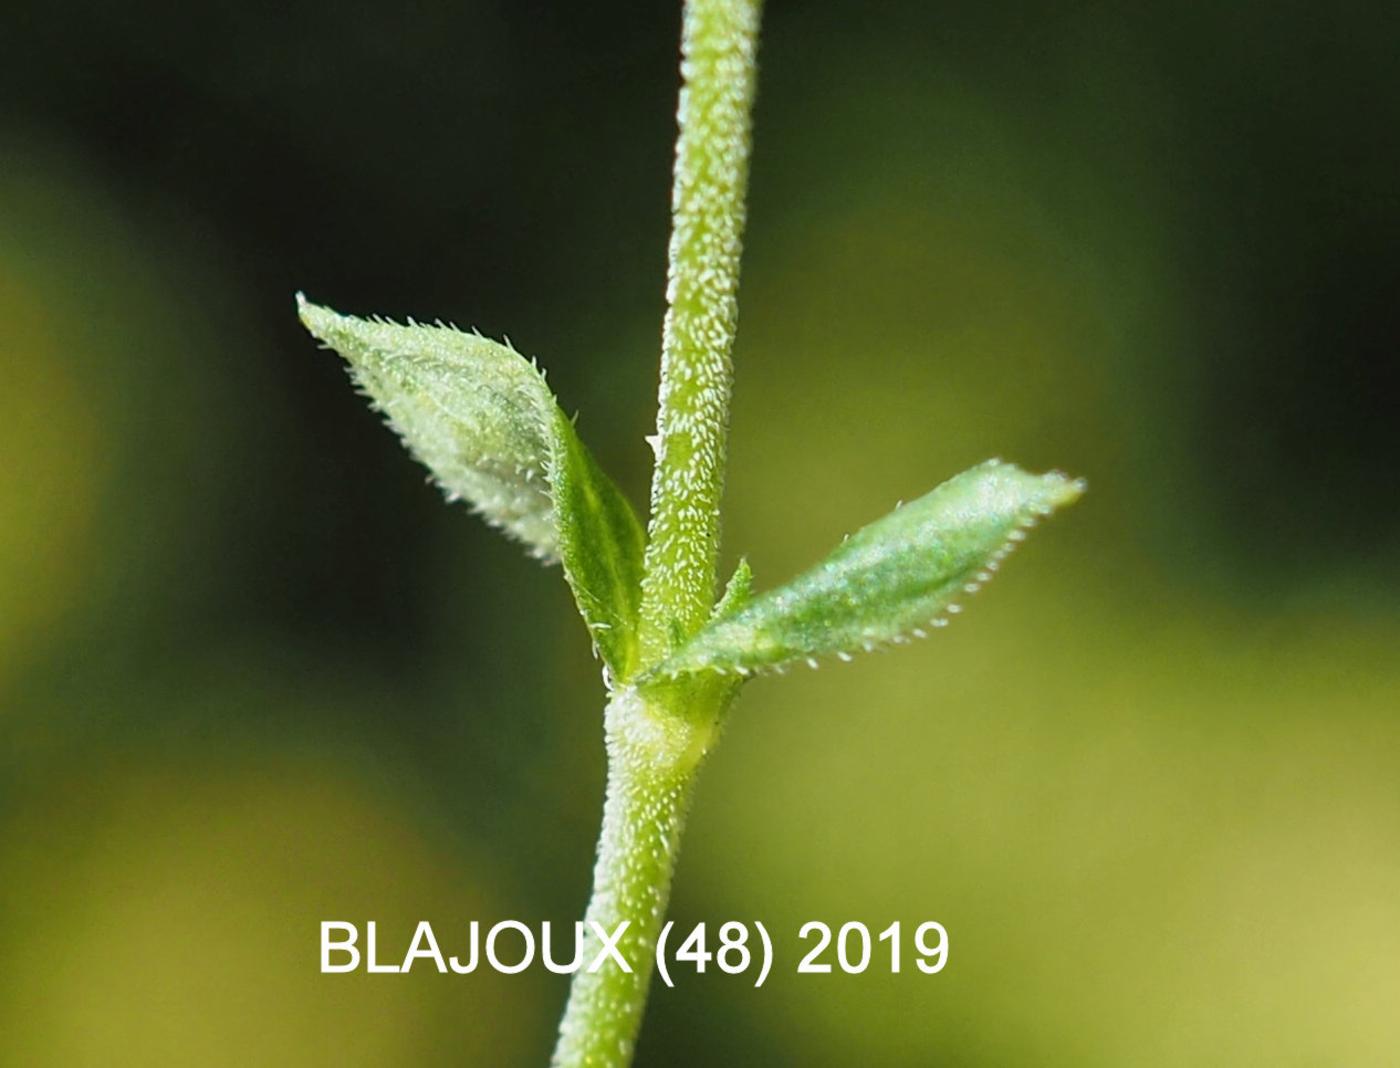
[298,295,646,677]
[644,460,1084,680]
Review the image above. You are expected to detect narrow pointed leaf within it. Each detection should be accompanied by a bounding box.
[299,296,646,677]
[711,558,753,620]
[548,409,647,679]
[647,460,1084,679]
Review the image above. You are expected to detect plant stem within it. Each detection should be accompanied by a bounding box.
[551,690,715,1067]
[637,0,763,666]
[553,2,761,1064]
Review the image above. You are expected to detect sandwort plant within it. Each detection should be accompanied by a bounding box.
[299,1,1083,1062]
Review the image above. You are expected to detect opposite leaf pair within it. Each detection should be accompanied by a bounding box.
[299,299,1083,692]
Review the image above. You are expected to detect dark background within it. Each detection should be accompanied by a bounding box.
[2,2,1397,1064]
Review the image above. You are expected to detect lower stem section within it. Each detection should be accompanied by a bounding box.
[551,690,715,1068]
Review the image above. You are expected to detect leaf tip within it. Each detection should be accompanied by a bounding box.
[981,459,1086,517]
[1041,469,1087,511]
[712,556,754,620]
[295,293,342,348]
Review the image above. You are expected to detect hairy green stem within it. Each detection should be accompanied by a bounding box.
[551,691,717,1067]
[637,0,762,665]
[553,1,761,1064]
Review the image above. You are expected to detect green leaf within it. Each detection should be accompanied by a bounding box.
[548,409,647,680]
[298,296,646,678]
[299,295,559,557]
[711,558,753,620]
[646,460,1084,679]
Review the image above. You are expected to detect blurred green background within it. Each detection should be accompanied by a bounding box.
[2,2,1398,1064]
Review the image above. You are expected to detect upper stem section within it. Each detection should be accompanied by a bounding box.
[637,0,763,668]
